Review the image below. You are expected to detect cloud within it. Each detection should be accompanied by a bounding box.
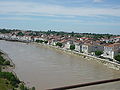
[0,1,120,17]
[0,17,33,20]
[93,0,104,3]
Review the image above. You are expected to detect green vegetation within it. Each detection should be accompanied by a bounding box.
[70,45,75,50]
[36,40,48,44]
[114,55,120,62]
[0,55,6,65]
[0,52,20,89]
[0,72,20,87]
[17,32,24,36]
[0,29,11,34]
[0,53,11,66]
[44,40,48,44]
[56,42,63,47]
[19,83,28,90]
[0,51,35,90]
[36,40,44,43]
[31,87,35,90]
[95,51,103,56]
[19,83,36,90]
[0,78,14,90]
[4,60,10,65]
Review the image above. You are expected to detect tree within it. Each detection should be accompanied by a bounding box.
[4,60,10,65]
[17,32,24,36]
[44,40,48,44]
[114,55,120,62]
[0,66,1,72]
[35,40,44,43]
[19,83,25,90]
[95,51,103,56]
[31,87,35,90]
[56,42,63,47]
[70,45,75,50]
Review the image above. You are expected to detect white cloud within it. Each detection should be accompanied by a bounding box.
[0,17,33,20]
[93,0,104,3]
[0,1,120,17]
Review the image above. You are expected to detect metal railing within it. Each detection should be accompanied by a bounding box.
[48,78,120,90]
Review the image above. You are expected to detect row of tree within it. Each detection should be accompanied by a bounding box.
[35,40,48,44]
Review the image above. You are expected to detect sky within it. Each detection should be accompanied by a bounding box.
[0,0,120,34]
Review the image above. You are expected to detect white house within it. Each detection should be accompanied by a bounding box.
[82,44,104,54]
[64,40,74,50]
[50,39,58,46]
[74,42,82,52]
[102,43,120,59]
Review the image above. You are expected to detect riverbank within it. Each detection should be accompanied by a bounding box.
[32,42,120,71]
[0,49,35,90]
[0,49,16,74]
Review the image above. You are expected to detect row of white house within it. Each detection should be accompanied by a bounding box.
[0,33,46,42]
[63,40,120,60]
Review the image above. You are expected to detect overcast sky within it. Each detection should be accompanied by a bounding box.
[0,0,120,34]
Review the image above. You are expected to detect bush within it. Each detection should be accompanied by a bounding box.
[44,40,48,44]
[4,60,10,65]
[56,42,63,47]
[0,72,20,87]
[70,45,75,50]
[95,51,103,56]
[0,56,6,65]
[114,55,120,62]
[35,40,44,43]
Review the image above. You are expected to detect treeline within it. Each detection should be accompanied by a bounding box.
[0,29,119,38]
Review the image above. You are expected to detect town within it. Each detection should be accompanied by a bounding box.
[0,28,120,64]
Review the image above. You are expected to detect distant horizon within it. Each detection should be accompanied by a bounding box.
[0,0,120,35]
[0,28,119,35]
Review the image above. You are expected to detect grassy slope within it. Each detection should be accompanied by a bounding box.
[0,78,13,90]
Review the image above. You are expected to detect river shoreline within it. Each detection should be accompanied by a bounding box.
[0,49,16,73]
[32,42,120,71]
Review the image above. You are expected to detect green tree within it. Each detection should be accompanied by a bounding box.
[19,83,25,90]
[4,60,10,65]
[31,87,35,90]
[114,55,120,62]
[44,40,48,44]
[56,42,63,47]
[17,32,24,36]
[35,40,44,43]
[0,66,1,72]
[95,51,103,56]
[70,45,75,50]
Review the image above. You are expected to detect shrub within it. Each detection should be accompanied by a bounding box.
[114,55,120,62]
[56,42,63,47]
[4,60,10,65]
[95,51,103,56]
[70,45,75,50]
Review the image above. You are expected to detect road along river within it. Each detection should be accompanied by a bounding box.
[0,40,120,90]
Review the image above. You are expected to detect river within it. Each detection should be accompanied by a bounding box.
[0,40,120,90]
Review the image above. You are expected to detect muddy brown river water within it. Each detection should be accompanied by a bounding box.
[0,40,120,90]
